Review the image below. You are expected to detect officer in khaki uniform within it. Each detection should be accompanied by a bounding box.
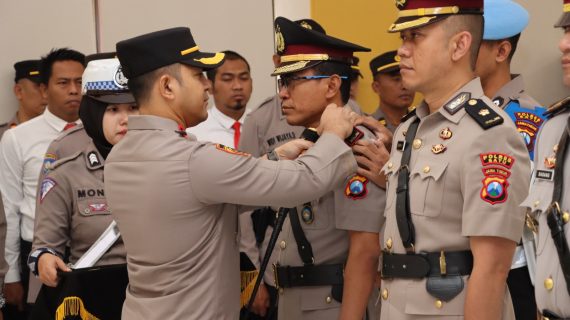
[521,1,570,318]
[270,17,383,320]
[369,50,415,133]
[380,1,530,319]
[28,57,135,287]
[105,27,359,320]
[0,60,46,138]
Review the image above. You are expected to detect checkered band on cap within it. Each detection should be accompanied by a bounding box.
[82,58,129,95]
[84,81,124,92]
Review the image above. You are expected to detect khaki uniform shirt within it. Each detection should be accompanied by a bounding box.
[380,78,530,319]
[276,125,385,320]
[521,107,570,317]
[32,141,125,265]
[104,115,356,320]
[371,108,398,133]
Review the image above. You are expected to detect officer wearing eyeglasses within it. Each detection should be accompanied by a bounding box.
[270,16,384,320]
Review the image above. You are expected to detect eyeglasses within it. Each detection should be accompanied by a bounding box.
[277,75,348,90]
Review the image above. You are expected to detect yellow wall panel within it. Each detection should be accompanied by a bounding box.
[311,0,422,113]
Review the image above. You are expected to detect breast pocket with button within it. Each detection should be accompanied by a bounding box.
[409,161,449,217]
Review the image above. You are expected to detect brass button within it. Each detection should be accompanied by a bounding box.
[387,162,393,169]
[279,241,287,249]
[563,212,570,224]
[386,238,393,250]
[423,166,430,174]
[468,99,477,106]
[544,277,554,291]
[412,139,422,149]
[84,208,90,214]
[382,289,389,300]
[325,296,332,304]
[533,200,540,208]
[435,300,443,309]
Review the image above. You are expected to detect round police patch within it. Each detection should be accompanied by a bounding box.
[345,175,368,200]
[114,66,128,89]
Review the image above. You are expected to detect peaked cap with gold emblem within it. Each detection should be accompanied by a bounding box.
[273,16,370,76]
[369,50,401,76]
[14,60,42,83]
[116,27,225,79]
[388,0,484,33]
[555,0,570,28]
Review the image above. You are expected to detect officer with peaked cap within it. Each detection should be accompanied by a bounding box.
[474,1,546,319]
[0,60,46,138]
[520,1,570,319]
[105,26,360,320]
[270,16,384,320]
[380,0,530,319]
[369,50,415,133]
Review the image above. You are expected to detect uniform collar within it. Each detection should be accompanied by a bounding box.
[43,107,81,131]
[84,141,105,170]
[127,115,179,131]
[493,74,524,107]
[417,77,485,124]
[209,105,248,129]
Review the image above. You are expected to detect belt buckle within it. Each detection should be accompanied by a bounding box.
[272,263,280,290]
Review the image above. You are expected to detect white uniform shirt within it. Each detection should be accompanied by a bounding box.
[0,108,80,282]
[186,105,248,148]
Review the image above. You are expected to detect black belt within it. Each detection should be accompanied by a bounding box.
[273,263,343,289]
[382,250,473,279]
[542,309,570,320]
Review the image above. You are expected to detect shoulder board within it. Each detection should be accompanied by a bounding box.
[544,96,570,119]
[254,95,277,110]
[464,99,504,130]
[400,108,417,123]
[50,150,83,170]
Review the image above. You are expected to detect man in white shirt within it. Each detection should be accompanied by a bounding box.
[187,50,252,148]
[0,48,84,318]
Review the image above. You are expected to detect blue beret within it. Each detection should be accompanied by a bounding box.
[483,0,529,40]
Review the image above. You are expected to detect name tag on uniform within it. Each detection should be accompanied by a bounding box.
[535,169,553,181]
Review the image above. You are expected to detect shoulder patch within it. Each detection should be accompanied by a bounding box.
[345,175,368,200]
[444,92,470,115]
[215,144,250,157]
[479,153,515,205]
[51,151,83,170]
[400,108,417,123]
[40,178,57,203]
[42,154,58,175]
[464,99,503,130]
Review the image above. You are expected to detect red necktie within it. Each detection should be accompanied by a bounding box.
[232,121,241,149]
[63,122,76,131]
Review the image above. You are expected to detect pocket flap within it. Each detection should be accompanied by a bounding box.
[411,162,448,181]
[300,286,341,311]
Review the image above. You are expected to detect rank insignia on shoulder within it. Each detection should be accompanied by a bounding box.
[40,178,57,203]
[465,99,503,130]
[345,175,368,200]
[42,154,57,175]
[479,153,515,205]
[493,97,505,107]
[215,144,250,157]
[444,92,470,115]
[301,203,314,224]
[87,152,101,167]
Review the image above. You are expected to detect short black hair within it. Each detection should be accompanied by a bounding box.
[484,33,521,62]
[40,48,85,85]
[128,64,182,104]
[206,50,250,82]
[312,61,351,104]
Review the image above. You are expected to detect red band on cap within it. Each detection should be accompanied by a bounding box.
[403,0,482,10]
[283,44,353,59]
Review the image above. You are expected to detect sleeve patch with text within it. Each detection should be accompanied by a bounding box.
[479,153,515,205]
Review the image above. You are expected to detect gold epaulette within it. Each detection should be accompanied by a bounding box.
[56,296,100,320]
[240,270,259,308]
